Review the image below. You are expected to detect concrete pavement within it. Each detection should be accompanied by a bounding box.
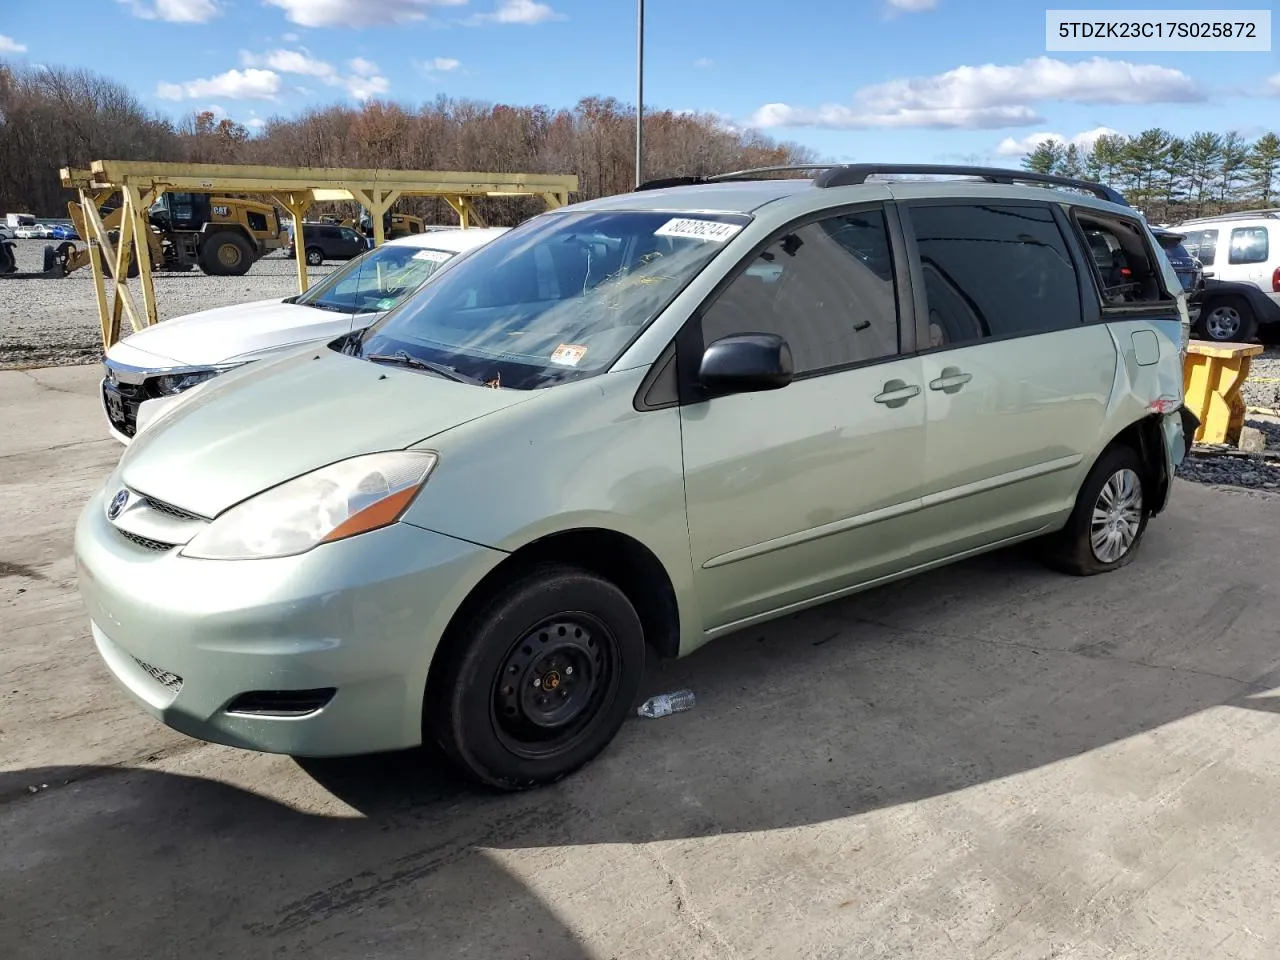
[3,365,1280,959]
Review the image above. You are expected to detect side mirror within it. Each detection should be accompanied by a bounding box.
[698,333,794,396]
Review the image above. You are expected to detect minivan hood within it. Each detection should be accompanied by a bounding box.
[120,347,533,517]
[113,297,359,367]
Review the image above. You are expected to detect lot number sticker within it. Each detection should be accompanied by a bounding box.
[550,343,588,366]
[413,249,452,262]
[654,218,743,243]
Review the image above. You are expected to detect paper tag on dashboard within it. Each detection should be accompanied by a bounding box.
[413,249,452,262]
[550,343,588,366]
[654,218,742,243]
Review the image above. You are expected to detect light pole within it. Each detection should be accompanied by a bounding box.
[635,0,644,188]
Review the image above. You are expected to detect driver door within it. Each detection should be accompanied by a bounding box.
[679,205,927,632]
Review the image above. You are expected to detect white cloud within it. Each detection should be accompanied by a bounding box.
[1267,73,1280,95]
[156,68,281,101]
[117,0,220,22]
[264,0,465,28]
[247,117,267,130]
[750,56,1203,131]
[887,0,937,9]
[345,74,390,100]
[245,48,337,81]
[468,0,564,25]
[996,125,1124,157]
[204,103,228,119]
[0,34,28,53]
[419,56,461,72]
[694,57,714,69]
[281,32,300,42]
[242,48,389,100]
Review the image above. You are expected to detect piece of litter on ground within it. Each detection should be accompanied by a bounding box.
[637,689,696,719]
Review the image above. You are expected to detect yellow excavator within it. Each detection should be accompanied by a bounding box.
[8,192,287,280]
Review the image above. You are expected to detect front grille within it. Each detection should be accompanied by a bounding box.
[141,497,204,522]
[117,529,175,552]
[102,379,145,437]
[133,657,184,693]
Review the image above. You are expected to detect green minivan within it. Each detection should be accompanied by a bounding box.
[75,164,1194,789]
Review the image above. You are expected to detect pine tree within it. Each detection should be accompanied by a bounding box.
[1023,140,1064,174]
[1060,143,1083,179]
[1245,133,1280,206]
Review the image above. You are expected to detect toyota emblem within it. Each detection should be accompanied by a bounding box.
[107,489,129,520]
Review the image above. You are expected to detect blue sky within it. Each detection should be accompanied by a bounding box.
[3,0,1279,165]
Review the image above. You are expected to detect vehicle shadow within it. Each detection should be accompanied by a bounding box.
[5,508,1279,959]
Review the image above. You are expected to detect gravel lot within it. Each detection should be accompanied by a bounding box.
[7,234,1280,491]
[1,238,334,368]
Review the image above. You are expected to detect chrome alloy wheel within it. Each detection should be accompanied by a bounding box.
[1090,468,1143,563]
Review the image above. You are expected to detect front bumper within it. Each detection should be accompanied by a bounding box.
[75,484,506,756]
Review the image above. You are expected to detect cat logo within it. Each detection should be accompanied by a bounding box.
[212,205,230,217]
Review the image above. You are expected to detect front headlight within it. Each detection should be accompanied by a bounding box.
[151,369,221,396]
[182,451,438,560]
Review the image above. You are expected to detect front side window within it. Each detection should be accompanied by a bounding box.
[1182,228,1218,266]
[297,243,460,314]
[699,209,900,375]
[357,210,750,389]
[1229,226,1269,265]
[909,203,1081,347]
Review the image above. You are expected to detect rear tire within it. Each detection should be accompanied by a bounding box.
[305,246,324,266]
[1039,445,1148,576]
[1195,296,1257,343]
[427,563,646,791]
[200,231,254,276]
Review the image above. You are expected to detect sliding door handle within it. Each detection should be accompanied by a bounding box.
[873,380,921,406]
[928,367,972,392]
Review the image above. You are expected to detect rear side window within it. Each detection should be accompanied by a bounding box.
[246,211,268,232]
[1229,226,1269,264]
[907,203,1080,348]
[1074,212,1170,309]
[699,208,900,376]
[1182,229,1218,266]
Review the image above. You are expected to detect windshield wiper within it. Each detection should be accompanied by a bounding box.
[365,350,483,385]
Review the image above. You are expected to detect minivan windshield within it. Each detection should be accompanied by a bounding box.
[296,242,459,315]
[354,210,751,390]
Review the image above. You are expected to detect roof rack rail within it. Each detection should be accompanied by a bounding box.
[811,164,1128,206]
[1178,209,1280,223]
[634,164,839,192]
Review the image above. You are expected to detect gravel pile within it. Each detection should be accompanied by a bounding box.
[1,239,335,368]
[1240,345,1280,412]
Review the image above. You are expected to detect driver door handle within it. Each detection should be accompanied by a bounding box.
[873,380,921,406]
[929,367,973,392]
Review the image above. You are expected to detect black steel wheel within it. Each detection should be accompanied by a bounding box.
[492,614,620,759]
[427,563,646,790]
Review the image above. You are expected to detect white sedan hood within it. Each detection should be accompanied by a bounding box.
[109,297,363,368]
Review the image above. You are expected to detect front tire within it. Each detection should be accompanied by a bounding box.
[200,231,254,276]
[305,246,324,266]
[1040,445,1148,576]
[427,564,646,791]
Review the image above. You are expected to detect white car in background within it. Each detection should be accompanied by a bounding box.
[100,225,510,444]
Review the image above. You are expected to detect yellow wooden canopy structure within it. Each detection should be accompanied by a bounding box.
[60,160,579,350]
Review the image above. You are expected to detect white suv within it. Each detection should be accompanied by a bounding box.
[1177,211,1280,341]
